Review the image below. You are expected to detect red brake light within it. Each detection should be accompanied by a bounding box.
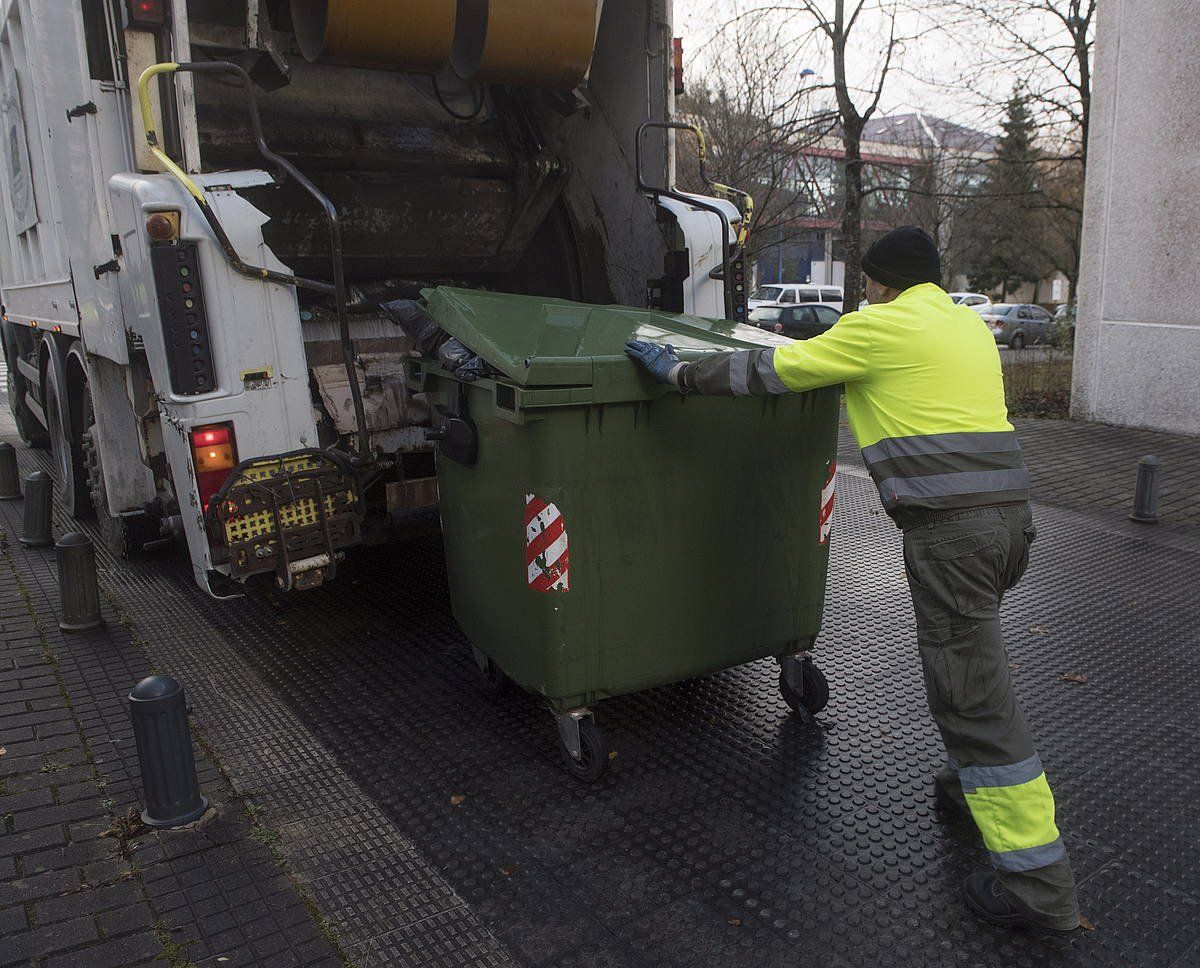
[192,427,230,447]
[189,423,237,513]
[126,0,166,27]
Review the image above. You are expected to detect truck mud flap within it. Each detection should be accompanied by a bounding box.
[207,449,361,590]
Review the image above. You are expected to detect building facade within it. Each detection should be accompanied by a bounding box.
[1071,0,1200,435]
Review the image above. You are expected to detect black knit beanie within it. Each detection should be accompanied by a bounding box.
[861,226,942,291]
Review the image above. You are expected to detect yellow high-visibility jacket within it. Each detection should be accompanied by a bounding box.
[679,283,1030,516]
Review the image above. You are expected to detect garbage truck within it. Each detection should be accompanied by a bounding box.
[0,0,751,595]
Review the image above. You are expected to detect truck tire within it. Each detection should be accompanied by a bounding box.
[2,325,48,448]
[43,350,91,519]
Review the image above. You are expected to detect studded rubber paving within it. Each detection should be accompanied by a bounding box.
[10,437,1200,967]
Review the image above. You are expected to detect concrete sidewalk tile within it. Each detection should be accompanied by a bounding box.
[0,867,82,907]
[95,898,155,938]
[0,915,99,966]
[0,904,27,935]
[41,928,162,968]
[0,823,69,857]
[22,839,114,878]
[34,878,141,925]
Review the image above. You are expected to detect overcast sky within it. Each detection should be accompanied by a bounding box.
[673,1,1046,136]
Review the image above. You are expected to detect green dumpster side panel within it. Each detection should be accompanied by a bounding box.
[424,288,842,711]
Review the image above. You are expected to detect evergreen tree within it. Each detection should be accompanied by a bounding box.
[962,90,1045,298]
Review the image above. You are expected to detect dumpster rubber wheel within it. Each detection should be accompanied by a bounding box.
[478,656,509,697]
[559,719,608,783]
[779,660,829,715]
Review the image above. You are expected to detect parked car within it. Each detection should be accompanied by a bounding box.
[977,303,1054,349]
[748,283,844,310]
[749,303,843,340]
[949,291,992,310]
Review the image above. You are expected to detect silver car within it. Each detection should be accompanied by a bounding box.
[977,303,1054,350]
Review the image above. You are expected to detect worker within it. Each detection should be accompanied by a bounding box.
[625,226,1081,934]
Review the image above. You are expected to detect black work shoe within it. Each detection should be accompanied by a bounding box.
[963,871,1080,935]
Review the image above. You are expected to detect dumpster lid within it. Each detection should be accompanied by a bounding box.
[423,287,794,396]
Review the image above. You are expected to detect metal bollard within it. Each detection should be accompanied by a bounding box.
[0,442,19,500]
[55,532,105,632]
[129,676,208,828]
[1129,455,1161,524]
[19,471,53,547]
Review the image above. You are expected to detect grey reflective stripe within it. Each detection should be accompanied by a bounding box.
[989,836,1067,873]
[756,349,791,394]
[959,753,1043,794]
[730,352,751,396]
[877,468,1032,506]
[863,430,1022,466]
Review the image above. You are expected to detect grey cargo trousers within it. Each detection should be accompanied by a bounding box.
[901,502,1079,927]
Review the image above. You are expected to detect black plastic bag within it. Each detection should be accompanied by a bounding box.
[381,299,498,382]
[380,299,448,357]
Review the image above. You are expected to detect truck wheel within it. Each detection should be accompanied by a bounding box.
[43,356,90,518]
[82,415,159,559]
[779,659,829,715]
[2,329,48,448]
[558,718,609,783]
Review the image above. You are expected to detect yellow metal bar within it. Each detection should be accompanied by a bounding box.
[711,182,755,247]
[136,63,205,203]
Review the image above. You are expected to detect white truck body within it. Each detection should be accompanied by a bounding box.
[0,0,744,595]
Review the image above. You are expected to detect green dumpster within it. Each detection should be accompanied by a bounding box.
[416,287,841,780]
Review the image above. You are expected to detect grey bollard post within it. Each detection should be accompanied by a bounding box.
[55,532,104,632]
[0,442,19,500]
[129,676,209,828]
[19,471,53,546]
[1129,455,1161,524]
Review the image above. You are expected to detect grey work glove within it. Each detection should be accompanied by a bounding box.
[624,339,685,387]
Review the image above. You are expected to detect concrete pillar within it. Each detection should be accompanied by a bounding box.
[1071,0,1200,435]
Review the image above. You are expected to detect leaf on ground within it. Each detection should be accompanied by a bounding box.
[0,747,6,757]
[726,918,743,927]
[608,751,618,760]
[449,794,466,806]
[1029,625,1050,635]
[1008,663,1022,671]
[1060,673,1089,684]
[1079,915,1097,931]
[500,864,520,877]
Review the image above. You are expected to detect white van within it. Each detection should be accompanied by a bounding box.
[748,283,844,311]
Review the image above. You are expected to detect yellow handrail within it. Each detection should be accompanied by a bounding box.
[136,63,205,203]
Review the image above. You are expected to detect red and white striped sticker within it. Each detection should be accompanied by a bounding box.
[525,494,570,592]
[819,461,836,544]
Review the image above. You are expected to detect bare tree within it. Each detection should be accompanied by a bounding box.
[676,16,835,273]
[929,0,1096,300]
[932,0,1095,162]
[701,1,913,312]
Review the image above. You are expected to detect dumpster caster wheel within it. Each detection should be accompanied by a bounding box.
[472,647,509,696]
[479,657,509,696]
[556,712,608,783]
[779,658,829,716]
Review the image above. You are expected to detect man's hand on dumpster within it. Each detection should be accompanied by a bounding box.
[625,339,684,387]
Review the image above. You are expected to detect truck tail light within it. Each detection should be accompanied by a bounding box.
[190,423,237,512]
[126,0,167,27]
